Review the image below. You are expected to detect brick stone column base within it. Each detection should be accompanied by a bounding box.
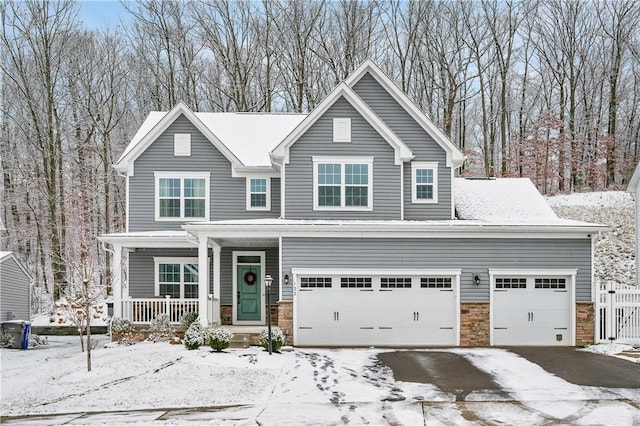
[277,301,293,345]
[460,302,490,347]
[576,302,595,346]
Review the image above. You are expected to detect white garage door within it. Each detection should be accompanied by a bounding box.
[492,274,574,346]
[294,271,459,346]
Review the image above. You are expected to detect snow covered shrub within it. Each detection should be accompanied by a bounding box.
[184,321,205,350]
[180,311,199,329]
[0,329,14,348]
[148,313,176,342]
[110,317,135,334]
[259,328,286,352]
[28,334,48,347]
[206,326,234,352]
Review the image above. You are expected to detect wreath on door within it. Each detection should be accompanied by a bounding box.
[243,270,257,286]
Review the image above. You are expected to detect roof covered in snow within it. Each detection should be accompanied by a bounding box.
[120,111,306,167]
[454,178,573,224]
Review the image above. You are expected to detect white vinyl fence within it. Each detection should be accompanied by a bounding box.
[596,282,640,344]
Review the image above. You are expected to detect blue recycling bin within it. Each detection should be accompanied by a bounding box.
[21,322,31,349]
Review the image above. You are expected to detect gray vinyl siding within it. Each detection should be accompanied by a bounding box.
[128,247,279,304]
[0,256,31,321]
[129,249,213,298]
[352,74,452,220]
[285,97,401,219]
[281,237,592,302]
[129,114,280,232]
[220,247,280,305]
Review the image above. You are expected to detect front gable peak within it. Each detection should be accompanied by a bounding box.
[346,60,464,168]
[114,102,242,176]
[271,82,414,166]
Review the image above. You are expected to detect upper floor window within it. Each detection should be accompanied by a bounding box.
[246,177,271,211]
[411,162,438,204]
[333,118,351,142]
[313,156,373,211]
[154,172,210,221]
[155,257,198,298]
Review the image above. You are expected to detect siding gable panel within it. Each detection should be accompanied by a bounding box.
[285,97,401,219]
[0,256,31,321]
[352,73,452,220]
[129,115,280,232]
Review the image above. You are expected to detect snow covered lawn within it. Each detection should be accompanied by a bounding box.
[2,337,639,425]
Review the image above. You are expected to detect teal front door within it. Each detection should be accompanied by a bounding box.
[237,265,261,321]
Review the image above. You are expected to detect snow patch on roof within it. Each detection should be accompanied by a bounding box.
[119,111,306,167]
[0,251,11,260]
[454,178,559,223]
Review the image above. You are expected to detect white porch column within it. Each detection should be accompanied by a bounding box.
[212,241,221,324]
[112,244,123,318]
[198,236,209,326]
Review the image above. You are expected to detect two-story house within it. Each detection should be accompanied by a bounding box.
[100,60,606,347]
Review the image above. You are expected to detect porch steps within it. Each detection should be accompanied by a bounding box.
[224,326,267,348]
[230,333,252,348]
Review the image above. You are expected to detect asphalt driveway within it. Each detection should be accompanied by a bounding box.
[379,347,640,390]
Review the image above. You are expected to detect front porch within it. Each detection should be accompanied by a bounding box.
[100,230,283,329]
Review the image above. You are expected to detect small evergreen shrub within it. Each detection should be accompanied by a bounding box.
[28,334,48,347]
[110,317,135,334]
[184,321,205,350]
[110,317,136,345]
[148,313,176,342]
[206,326,234,352]
[0,329,14,348]
[259,328,286,353]
[180,311,199,329]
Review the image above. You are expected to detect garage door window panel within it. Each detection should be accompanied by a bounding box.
[300,277,332,288]
[495,278,527,289]
[535,278,566,289]
[421,277,452,289]
[340,277,372,288]
[381,277,412,288]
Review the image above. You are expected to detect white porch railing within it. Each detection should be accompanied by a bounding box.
[123,296,199,324]
[596,282,640,344]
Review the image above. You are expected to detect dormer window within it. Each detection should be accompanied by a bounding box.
[154,172,210,220]
[411,162,438,203]
[333,118,351,142]
[174,134,191,156]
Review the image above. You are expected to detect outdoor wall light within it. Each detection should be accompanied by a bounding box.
[474,275,481,286]
[284,274,290,286]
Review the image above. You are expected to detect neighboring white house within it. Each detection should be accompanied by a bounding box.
[0,252,31,321]
[627,163,640,286]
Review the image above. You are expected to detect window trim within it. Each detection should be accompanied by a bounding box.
[154,171,210,221]
[312,156,374,211]
[245,177,271,211]
[154,257,199,299]
[411,161,438,204]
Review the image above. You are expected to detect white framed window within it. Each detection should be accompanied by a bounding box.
[246,177,271,211]
[154,172,210,221]
[411,162,438,203]
[174,134,191,156]
[312,156,373,211]
[154,257,199,299]
[333,118,351,142]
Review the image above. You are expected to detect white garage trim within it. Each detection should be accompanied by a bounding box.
[489,268,577,346]
[292,268,461,346]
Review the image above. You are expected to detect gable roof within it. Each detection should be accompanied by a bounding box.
[345,59,465,168]
[114,102,244,175]
[271,82,414,166]
[0,251,32,281]
[627,162,640,193]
